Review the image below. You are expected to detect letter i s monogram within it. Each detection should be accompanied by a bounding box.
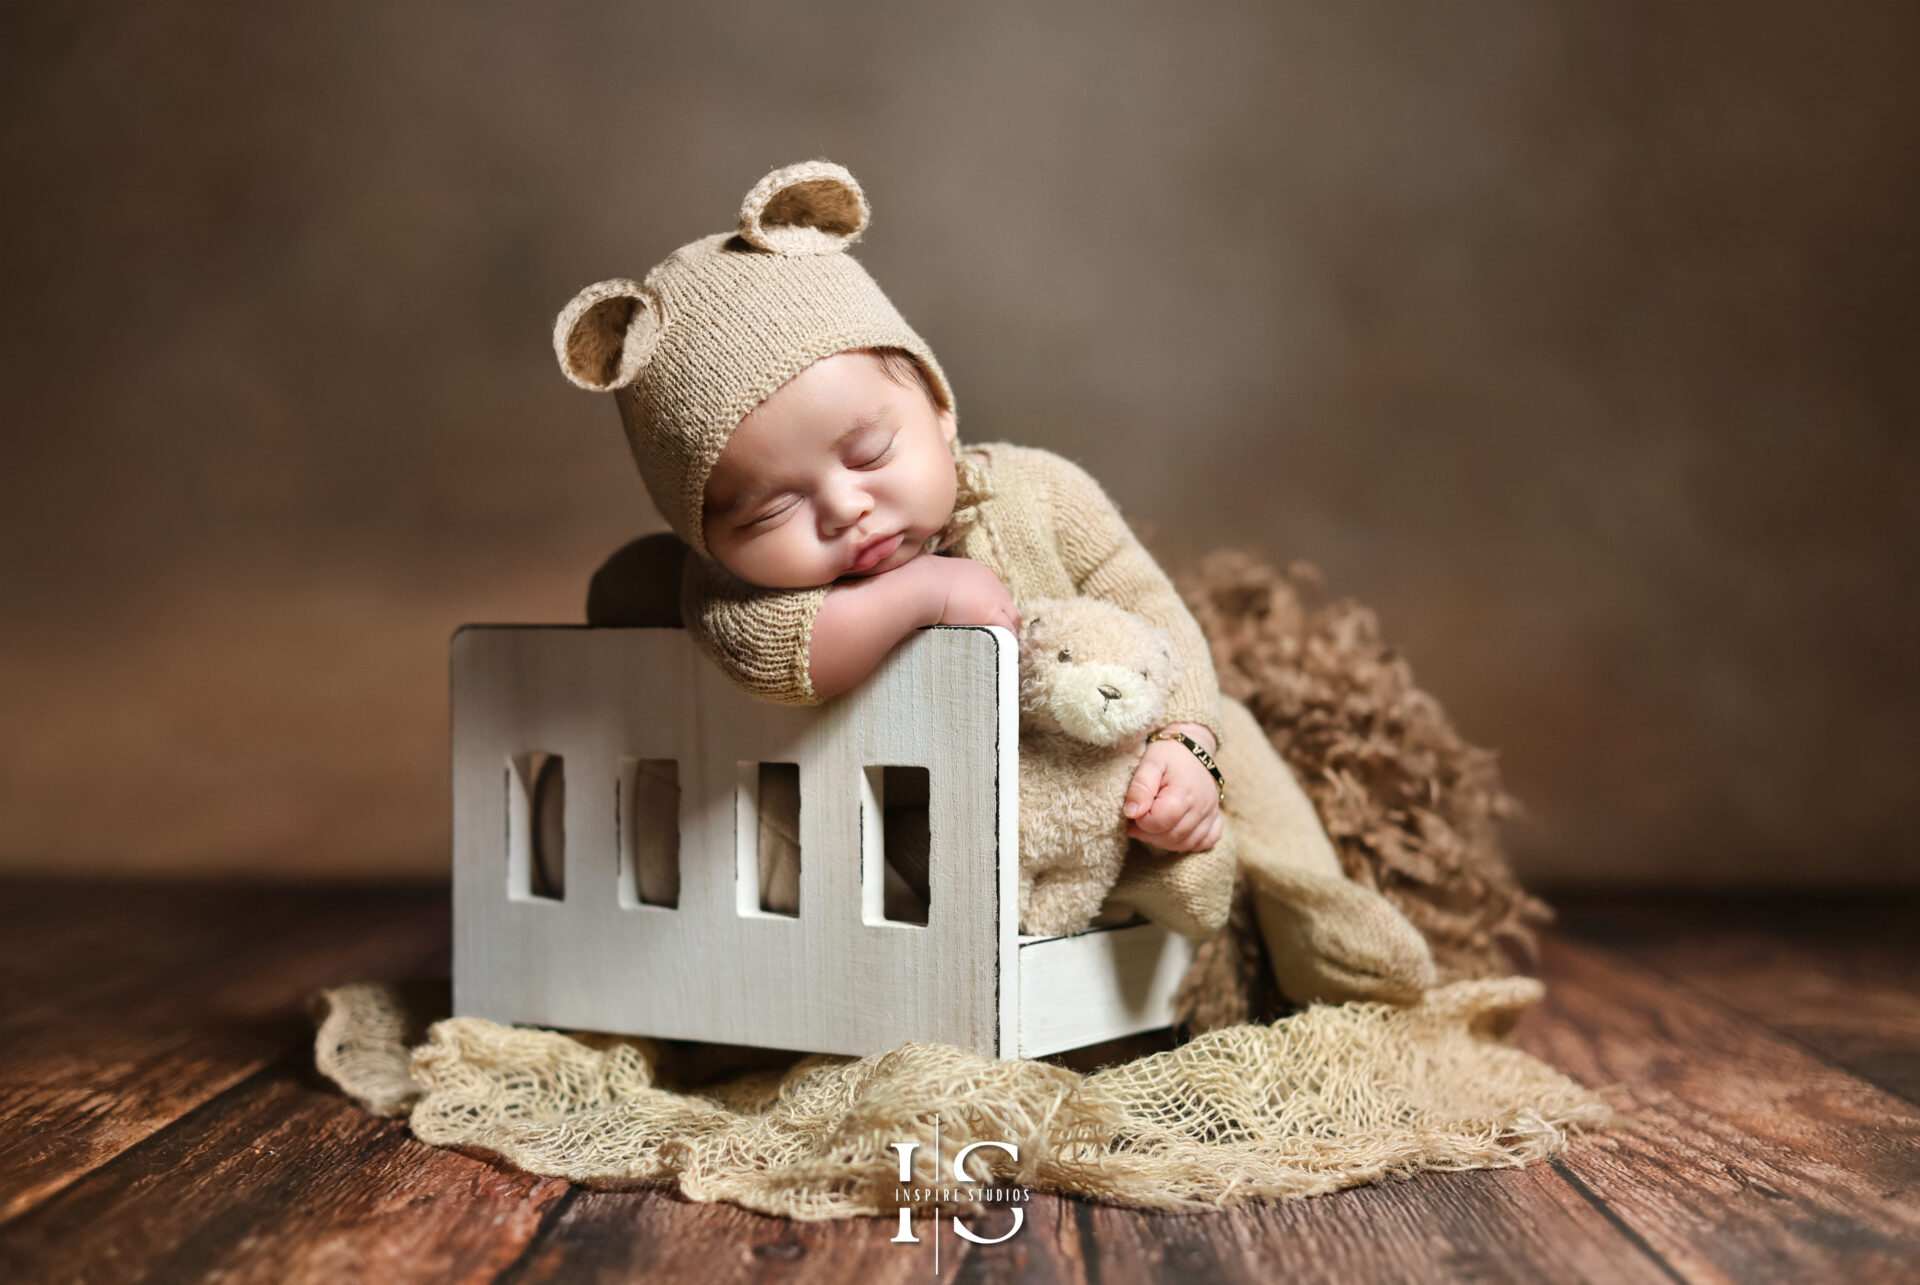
[890,1143,919,1244]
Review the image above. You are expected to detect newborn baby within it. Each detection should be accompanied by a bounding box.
[555,161,1439,983]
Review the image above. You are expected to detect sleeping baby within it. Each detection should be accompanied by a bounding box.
[554,161,1436,1003]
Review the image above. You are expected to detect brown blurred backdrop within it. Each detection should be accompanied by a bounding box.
[2,3,1914,886]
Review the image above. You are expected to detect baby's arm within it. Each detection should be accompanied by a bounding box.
[1044,451,1225,852]
[808,556,1020,700]
[682,551,1018,706]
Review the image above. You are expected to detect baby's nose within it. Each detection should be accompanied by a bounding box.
[818,482,873,531]
[1098,683,1121,701]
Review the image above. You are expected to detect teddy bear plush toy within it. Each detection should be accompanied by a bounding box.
[1016,596,1186,936]
[1016,594,1438,1009]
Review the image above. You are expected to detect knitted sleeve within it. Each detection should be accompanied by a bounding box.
[679,552,831,707]
[1042,453,1224,745]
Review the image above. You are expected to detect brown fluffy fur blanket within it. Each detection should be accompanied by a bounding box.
[1171,550,1553,1033]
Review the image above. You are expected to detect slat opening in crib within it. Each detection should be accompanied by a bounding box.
[617,757,680,909]
[737,761,801,918]
[860,765,930,927]
[505,752,565,903]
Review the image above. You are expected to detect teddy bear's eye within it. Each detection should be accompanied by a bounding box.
[1057,647,1073,663]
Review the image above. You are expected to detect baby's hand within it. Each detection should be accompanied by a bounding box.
[1123,732,1225,852]
[916,557,1019,633]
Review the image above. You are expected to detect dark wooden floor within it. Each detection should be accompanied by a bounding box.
[0,881,1915,1283]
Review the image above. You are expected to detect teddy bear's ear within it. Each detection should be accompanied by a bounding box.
[1020,597,1071,639]
[737,161,870,255]
[554,278,665,391]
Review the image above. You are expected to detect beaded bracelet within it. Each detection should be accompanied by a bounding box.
[1146,730,1226,804]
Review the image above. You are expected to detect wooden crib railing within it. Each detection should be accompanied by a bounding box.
[451,625,1194,1059]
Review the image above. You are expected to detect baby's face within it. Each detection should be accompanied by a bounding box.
[702,351,959,589]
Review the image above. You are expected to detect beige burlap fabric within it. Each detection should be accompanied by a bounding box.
[314,977,1617,1220]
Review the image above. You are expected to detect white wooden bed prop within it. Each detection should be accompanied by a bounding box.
[451,624,1196,1060]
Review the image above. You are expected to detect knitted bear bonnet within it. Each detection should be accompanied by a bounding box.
[554,161,960,560]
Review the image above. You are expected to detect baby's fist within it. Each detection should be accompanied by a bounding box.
[1123,740,1225,852]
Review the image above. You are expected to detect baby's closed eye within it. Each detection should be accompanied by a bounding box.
[742,496,800,527]
[849,429,898,469]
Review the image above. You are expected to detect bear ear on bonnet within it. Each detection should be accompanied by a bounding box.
[553,278,664,392]
[552,160,868,390]
[737,160,869,255]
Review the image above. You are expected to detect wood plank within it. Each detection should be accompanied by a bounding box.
[1247,1167,1678,1284]
[944,1196,1080,1284]
[0,881,448,1028]
[0,1052,565,1285]
[480,1134,1675,1284]
[1017,921,1194,1058]
[1,1018,301,1225]
[0,881,448,1224]
[495,1188,1077,1284]
[1516,933,1920,1282]
[1550,893,1920,1102]
[0,881,323,1025]
[1066,1159,1676,1285]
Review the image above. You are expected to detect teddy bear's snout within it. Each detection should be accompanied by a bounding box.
[1047,663,1164,746]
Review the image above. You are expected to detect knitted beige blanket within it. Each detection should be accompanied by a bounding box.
[312,976,1615,1219]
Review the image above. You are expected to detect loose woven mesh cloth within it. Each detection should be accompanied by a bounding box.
[312,549,1620,1216]
[313,977,1617,1219]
